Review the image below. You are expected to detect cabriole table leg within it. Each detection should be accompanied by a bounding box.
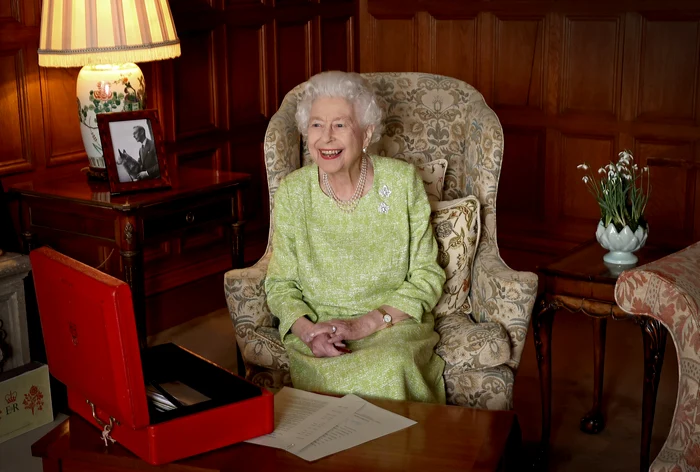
[580,316,607,434]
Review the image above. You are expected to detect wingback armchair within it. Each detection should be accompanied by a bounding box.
[224,73,538,410]
[615,241,700,471]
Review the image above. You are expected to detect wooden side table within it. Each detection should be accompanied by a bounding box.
[8,167,250,347]
[533,241,671,472]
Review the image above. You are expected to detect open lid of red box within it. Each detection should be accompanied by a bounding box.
[30,247,150,428]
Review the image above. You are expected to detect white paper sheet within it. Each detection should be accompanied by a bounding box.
[245,387,416,461]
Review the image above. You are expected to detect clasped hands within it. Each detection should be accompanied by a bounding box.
[292,308,407,358]
[298,316,371,358]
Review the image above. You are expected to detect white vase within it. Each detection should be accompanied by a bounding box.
[76,64,145,174]
[595,220,648,265]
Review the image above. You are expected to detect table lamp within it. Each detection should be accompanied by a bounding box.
[38,0,180,179]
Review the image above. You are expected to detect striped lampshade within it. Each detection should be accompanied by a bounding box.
[38,0,181,67]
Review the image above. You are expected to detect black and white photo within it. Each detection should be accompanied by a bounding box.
[109,119,161,183]
[97,110,171,195]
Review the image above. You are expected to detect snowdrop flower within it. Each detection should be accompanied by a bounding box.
[598,168,605,174]
[618,150,633,163]
[582,176,589,183]
[577,164,589,170]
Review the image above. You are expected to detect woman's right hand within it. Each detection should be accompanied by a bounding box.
[307,333,346,357]
[291,316,347,357]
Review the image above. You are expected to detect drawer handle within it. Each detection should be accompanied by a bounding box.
[185,212,195,224]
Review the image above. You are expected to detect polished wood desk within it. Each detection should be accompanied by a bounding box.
[533,241,671,471]
[8,167,250,346]
[33,401,520,472]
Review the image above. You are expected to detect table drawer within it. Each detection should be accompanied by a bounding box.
[142,199,231,240]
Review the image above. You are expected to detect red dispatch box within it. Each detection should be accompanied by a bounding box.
[29,247,274,465]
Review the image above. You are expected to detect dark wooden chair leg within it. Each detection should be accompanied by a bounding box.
[639,317,667,472]
[581,316,607,433]
[532,295,557,469]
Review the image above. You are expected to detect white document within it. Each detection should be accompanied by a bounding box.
[245,387,365,452]
[245,387,416,461]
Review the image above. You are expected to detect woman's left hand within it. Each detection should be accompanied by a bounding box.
[310,317,374,343]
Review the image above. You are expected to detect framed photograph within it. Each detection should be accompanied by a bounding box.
[97,110,171,195]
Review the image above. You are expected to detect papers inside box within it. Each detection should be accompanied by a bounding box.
[142,343,262,423]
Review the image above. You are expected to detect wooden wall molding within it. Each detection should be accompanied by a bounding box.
[493,14,546,111]
[637,17,700,124]
[560,15,623,118]
[39,67,85,167]
[0,0,42,176]
[1,0,359,268]
[165,0,358,261]
[360,0,700,254]
[0,49,32,173]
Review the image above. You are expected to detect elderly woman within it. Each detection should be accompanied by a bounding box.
[264,71,446,403]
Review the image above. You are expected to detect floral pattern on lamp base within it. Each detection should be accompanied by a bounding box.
[76,63,145,173]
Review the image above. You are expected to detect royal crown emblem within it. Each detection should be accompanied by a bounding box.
[5,390,17,404]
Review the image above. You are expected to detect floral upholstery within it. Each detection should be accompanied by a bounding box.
[615,242,700,472]
[430,196,481,317]
[416,159,448,202]
[435,314,511,373]
[224,73,538,410]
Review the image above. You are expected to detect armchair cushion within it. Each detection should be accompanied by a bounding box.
[434,314,511,373]
[430,196,481,317]
[416,159,448,202]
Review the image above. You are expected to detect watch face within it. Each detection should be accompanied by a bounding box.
[383,313,392,324]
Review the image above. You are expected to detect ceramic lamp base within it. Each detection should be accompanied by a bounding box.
[76,63,145,177]
[603,251,638,265]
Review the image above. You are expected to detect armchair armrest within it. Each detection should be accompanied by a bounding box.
[224,252,290,373]
[470,239,538,370]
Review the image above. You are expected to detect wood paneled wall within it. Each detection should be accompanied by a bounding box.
[5,0,700,264]
[164,0,357,258]
[0,0,358,263]
[360,0,700,256]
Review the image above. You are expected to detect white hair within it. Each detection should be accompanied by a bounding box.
[295,71,383,144]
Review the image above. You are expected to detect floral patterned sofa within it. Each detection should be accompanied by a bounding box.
[615,241,700,471]
[224,73,538,410]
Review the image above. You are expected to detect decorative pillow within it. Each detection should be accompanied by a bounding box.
[434,314,511,372]
[416,159,448,202]
[430,196,481,317]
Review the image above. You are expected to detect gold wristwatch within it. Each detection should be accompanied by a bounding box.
[377,307,393,328]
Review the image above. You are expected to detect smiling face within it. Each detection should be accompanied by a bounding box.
[307,97,373,178]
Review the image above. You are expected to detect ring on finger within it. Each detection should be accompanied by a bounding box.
[331,325,337,334]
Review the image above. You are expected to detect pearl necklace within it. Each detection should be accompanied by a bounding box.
[322,155,368,214]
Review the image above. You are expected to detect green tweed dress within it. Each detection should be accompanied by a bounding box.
[265,155,446,404]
